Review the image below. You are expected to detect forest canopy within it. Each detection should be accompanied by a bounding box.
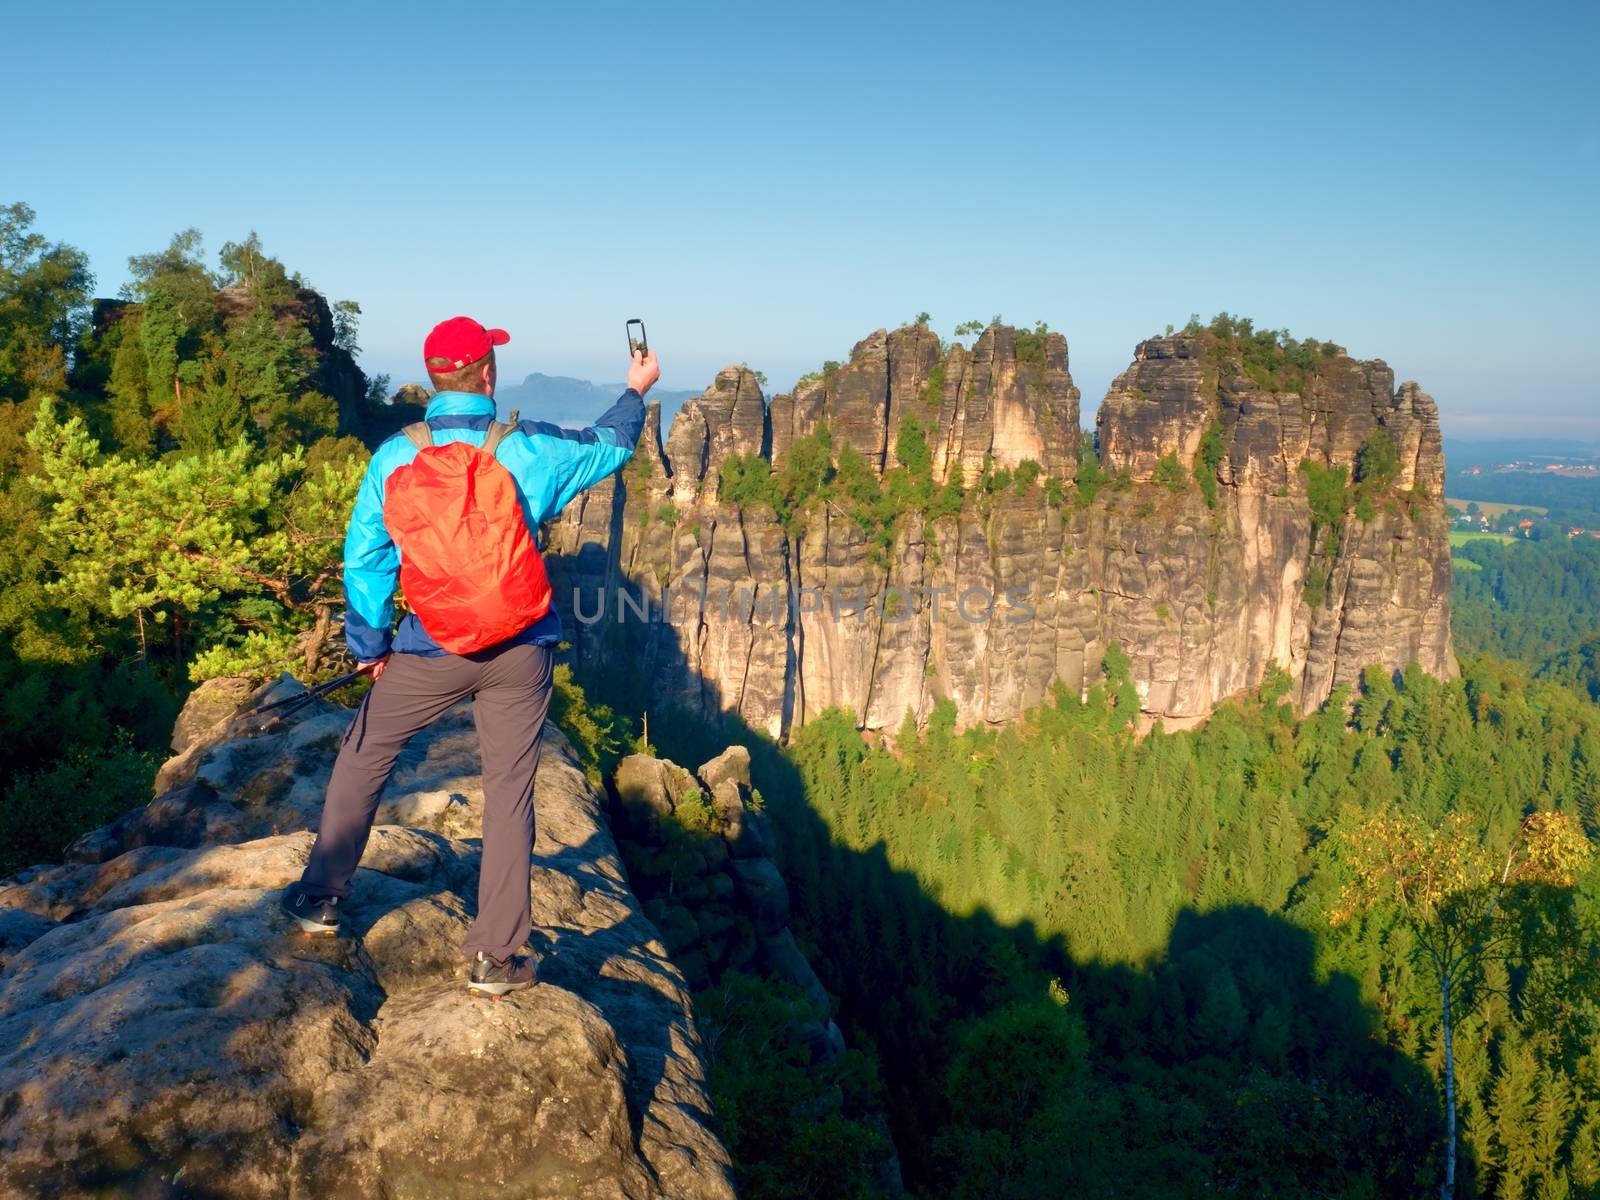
[0,203,400,873]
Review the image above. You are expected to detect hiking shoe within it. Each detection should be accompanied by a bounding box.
[468,951,538,997]
[280,885,341,936]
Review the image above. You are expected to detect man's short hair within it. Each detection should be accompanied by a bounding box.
[427,350,494,394]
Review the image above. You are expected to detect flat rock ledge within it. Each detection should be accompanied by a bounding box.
[0,677,737,1200]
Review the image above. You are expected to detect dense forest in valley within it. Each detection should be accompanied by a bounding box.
[4,200,1600,1197]
[1446,469,1600,522]
[644,656,1600,1199]
[1452,535,1600,702]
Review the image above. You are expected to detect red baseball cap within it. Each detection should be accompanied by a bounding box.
[423,316,510,372]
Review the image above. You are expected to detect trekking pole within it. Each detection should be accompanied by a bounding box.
[239,668,369,728]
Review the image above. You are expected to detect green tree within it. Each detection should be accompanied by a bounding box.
[1332,809,1593,1199]
[217,231,294,302]
[125,228,215,327]
[1153,452,1186,493]
[0,202,93,401]
[27,399,362,677]
[1194,420,1225,507]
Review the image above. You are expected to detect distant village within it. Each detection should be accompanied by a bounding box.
[1445,448,1600,543]
[1447,501,1600,541]
[1459,461,1599,478]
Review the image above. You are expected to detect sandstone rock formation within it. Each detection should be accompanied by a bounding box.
[0,679,738,1200]
[546,324,1454,733]
[610,745,845,1063]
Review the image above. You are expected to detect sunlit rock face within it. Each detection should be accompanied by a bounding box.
[548,325,1453,734]
[0,679,738,1200]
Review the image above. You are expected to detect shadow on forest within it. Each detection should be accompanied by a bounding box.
[552,557,1450,1196]
[631,704,1446,1195]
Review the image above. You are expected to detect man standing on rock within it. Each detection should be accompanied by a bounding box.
[280,316,656,996]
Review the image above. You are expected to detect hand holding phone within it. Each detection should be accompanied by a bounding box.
[626,319,659,396]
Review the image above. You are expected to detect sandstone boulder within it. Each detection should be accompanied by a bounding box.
[0,686,736,1200]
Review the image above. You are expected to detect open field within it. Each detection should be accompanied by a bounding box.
[1446,497,1548,519]
[1451,555,1483,572]
[1449,530,1519,547]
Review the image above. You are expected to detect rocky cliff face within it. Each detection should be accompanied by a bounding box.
[0,678,740,1200]
[547,324,1454,733]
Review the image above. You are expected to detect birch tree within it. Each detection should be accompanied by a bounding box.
[1331,809,1592,1198]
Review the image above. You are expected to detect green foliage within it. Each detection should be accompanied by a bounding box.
[982,461,1012,495]
[1074,433,1109,509]
[1012,320,1050,375]
[894,414,933,478]
[719,413,967,553]
[1303,563,1330,608]
[1541,635,1600,703]
[0,732,159,875]
[1355,427,1400,489]
[623,449,656,483]
[773,425,834,530]
[1346,427,1405,524]
[28,402,363,681]
[954,319,984,338]
[928,462,965,524]
[933,984,1090,1195]
[919,361,945,407]
[0,202,93,402]
[1452,535,1600,700]
[719,452,774,508]
[672,787,717,834]
[217,231,296,302]
[1447,465,1600,520]
[550,663,633,785]
[1012,459,1041,494]
[1190,312,1341,394]
[697,972,891,1199]
[768,660,1600,1197]
[1153,452,1186,493]
[1194,420,1225,508]
[0,211,389,878]
[1299,458,1350,556]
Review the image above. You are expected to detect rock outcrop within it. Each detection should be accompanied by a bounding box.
[610,745,844,1063]
[0,679,738,1200]
[547,324,1454,733]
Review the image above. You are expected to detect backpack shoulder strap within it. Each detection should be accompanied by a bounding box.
[402,421,433,450]
[481,409,520,459]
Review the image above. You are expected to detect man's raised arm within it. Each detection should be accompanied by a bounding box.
[518,349,659,518]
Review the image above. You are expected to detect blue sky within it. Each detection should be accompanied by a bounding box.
[8,0,1597,437]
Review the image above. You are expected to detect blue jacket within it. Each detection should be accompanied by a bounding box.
[343,388,645,661]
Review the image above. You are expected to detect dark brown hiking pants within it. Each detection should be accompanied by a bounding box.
[298,641,553,961]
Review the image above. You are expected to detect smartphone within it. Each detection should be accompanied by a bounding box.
[626,318,648,359]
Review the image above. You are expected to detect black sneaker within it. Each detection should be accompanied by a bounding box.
[468,951,538,996]
[281,885,341,936]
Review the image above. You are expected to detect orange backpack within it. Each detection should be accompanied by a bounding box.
[382,413,553,654]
